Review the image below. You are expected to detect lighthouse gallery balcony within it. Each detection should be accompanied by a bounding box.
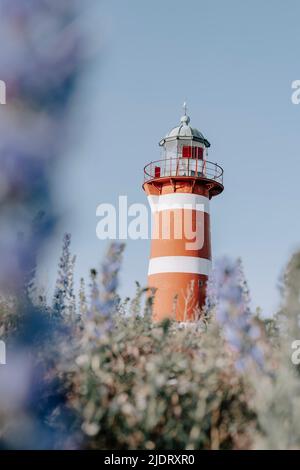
[144,157,224,187]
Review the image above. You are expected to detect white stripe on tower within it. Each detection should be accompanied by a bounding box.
[148,256,212,276]
[148,193,210,213]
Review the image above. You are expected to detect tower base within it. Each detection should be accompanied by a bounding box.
[149,272,207,322]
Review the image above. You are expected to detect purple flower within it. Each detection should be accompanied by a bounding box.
[82,243,125,343]
[211,257,265,372]
[0,1,85,293]
[53,233,76,317]
[0,1,91,449]
[99,242,125,316]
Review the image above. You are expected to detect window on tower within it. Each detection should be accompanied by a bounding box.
[182,146,203,159]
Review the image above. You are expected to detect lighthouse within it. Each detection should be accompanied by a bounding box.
[143,104,224,322]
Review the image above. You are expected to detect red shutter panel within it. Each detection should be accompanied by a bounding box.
[196,147,204,160]
[182,146,204,159]
[182,146,192,158]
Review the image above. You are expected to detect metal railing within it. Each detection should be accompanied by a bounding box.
[144,158,224,185]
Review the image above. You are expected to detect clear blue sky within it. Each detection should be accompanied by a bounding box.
[40,0,300,316]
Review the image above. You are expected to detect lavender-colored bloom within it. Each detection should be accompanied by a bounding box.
[0,1,85,293]
[99,242,125,317]
[212,257,265,372]
[205,267,218,314]
[79,277,88,316]
[53,233,76,318]
[82,243,125,344]
[0,1,91,449]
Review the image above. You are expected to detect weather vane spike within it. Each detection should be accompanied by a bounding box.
[183,101,188,116]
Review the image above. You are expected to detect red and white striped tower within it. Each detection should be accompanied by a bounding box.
[143,104,224,322]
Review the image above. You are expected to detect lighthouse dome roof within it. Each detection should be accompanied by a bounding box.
[159,109,210,148]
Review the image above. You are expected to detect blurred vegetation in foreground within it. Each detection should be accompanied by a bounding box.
[1,237,300,450]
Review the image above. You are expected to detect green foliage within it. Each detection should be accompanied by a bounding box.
[249,251,300,449]
[3,239,300,450]
[72,315,255,450]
